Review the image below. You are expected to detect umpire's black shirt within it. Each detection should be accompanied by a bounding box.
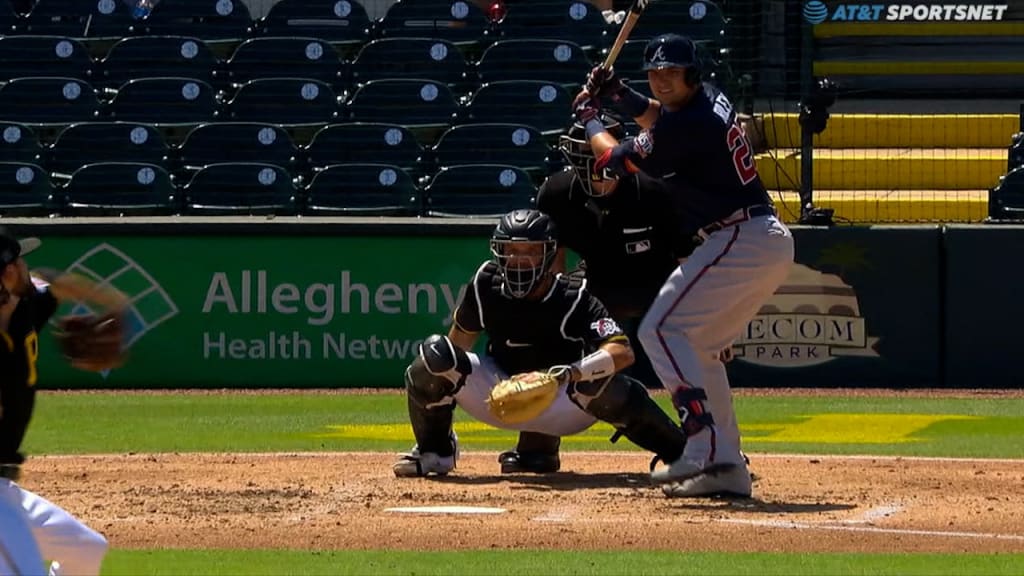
[538,169,694,317]
[0,280,58,465]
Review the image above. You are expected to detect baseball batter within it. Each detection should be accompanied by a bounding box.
[0,228,119,575]
[393,209,688,477]
[576,34,794,497]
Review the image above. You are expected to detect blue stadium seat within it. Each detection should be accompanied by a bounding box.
[0,77,100,124]
[630,0,725,43]
[423,163,535,217]
[22,0,132,37]
[222,37,345,90]
[224,78,341,124]
[98,36,218,90]
[377,0,491,46]
[0,36,93,82]
[347,79,458,128]
[63,162,176,216]
[477,39,590,89]
[464,80,572,134]
[498,0,608,51]
[431,123,555,175]
[305,123,422,172]
[257,0,370,46]
[0,162,55,216]
[0,123,43,165]
[49,122,168,176]
[184,162,297,215]
[107,77,218,124]
[305,163,419,216]
[349,38,467,89]
[139,0,253,40]
[177,122,297,173]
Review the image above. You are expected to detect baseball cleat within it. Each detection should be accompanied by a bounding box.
[661,461,753,498]
[497,450,561,474]
[650,427,734,484]
[393,450,456,477]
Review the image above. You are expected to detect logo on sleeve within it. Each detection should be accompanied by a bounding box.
[633,129,654,158]
[590,318,621,338]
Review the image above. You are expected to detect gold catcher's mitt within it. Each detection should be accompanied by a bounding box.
[486,369,562,424]
[52,312,127,372]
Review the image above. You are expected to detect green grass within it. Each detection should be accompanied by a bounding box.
[99,550,1024,576]
[25,392,1024,458]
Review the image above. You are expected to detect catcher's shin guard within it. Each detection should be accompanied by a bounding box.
[404,335,470,457]
[498,431,561,474]
[569,374,687,465]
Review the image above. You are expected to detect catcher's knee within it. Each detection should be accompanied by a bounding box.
[406,335,471,408]
[568,374,637,424]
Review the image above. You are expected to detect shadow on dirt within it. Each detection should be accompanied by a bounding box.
[665,498,857,514]
[429,471,655,491]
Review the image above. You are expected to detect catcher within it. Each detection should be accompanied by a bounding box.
[0,227,126,576]
[393,209,687,479]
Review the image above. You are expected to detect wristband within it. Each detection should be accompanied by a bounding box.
[571,349,616,382]
[611,84,651,119]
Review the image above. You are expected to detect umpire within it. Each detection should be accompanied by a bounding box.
[538,115,696,389]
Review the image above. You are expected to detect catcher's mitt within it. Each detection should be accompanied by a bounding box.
[52,312,127,372]
[486,369,563,425]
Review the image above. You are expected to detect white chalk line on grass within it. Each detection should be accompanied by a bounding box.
[717,518,1024,541]
[31,452,1024,464]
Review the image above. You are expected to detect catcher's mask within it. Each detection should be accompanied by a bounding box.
[490,209,558,299]
[558,116,626,197]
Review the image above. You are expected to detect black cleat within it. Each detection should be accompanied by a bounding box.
[498,450,561,474]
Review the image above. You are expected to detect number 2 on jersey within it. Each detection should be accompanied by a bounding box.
[727,123,757,185]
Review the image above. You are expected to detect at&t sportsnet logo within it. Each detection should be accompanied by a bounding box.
[803,1,1008,23]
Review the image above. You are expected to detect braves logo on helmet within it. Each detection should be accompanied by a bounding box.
[633,129,654,158]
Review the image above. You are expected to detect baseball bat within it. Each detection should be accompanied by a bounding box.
[602,0,650,70]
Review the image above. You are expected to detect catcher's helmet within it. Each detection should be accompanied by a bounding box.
[490,209,558,299]
[643,34,701,86]
[558,115,626,197]
[0,226,40,269]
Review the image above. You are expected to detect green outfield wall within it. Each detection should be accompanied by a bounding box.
[7,218,1015,389]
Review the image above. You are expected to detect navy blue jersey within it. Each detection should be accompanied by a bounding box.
[627,83,772,230]
[0,278,58,464]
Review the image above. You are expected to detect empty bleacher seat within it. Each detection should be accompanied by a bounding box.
[347,79,458,128]
[498,0,608,51]
[377,0,491,45]
[107,77,218,124]
[98,36,218,90]
[464,80,572,134]
[1,2,19,34]
[22,0,111,37]
[63,162,176,216]
[0,36,93,82]
[305,163,418,215]
[0,162,55,216]
[224,78,341,124]
[431,124,554,175]
[349,38,466,88]
[49,122,168,175]
[477,39,590,88]
[306,123,423,172]
[177,122,297,172]
[0,77,100,124]
[139,0,253,40]
[184,162,297,214]
[423,163,535,217]
[990,166,1024,220]
[222,37,345,90]
[257,0,370,46]
[0,123,43,165]
[630,0,725,43]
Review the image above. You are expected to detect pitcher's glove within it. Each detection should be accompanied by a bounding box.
[52,312,127,372]
[486,368,566,425]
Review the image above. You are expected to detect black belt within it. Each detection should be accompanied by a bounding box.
[698,204,776,240]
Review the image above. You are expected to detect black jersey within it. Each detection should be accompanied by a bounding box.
[628,83,772,230]
[538,169,694,317]
[0,278,58,464]
[453,261,627,375]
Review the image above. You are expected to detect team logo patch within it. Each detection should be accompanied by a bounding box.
[633,129,654,158]
[590,318,621,337]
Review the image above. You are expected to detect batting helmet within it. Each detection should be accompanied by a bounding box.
[490,209,558,299]
[643,34,702,87]
[557,114,626,197]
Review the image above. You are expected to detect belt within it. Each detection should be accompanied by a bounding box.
[696,204,776,241]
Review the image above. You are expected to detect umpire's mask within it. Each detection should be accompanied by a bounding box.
[490,209,558,299]
[558,115,626,197]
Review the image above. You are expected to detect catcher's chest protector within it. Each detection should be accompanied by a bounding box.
[477,263,589,374]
